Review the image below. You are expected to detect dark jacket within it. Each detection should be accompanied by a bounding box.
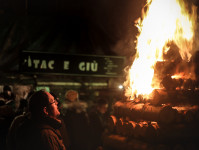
[7,113,29,150]
[14,116,66,150]
[88,109,107,150]
[62,101,89,150]
[0,104,15,150]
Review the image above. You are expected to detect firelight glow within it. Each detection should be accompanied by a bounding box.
[118,85,124,89]
[124,0,197,99]
[171,72,194,80]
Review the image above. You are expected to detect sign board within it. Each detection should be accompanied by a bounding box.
[19,51,125,77]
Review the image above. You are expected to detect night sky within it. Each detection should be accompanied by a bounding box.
[0,0,198,71]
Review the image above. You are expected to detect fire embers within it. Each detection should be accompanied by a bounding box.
[161,75,197,90]
[113,101,199,124]
[105,117,159,149]
[148,88,199,107]
[103,101,199,149]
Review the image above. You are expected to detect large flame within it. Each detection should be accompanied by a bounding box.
[124,0,197,99]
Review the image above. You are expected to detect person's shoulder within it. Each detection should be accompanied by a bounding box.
[41,128,57,136]
[13,112,30,120]
[40,127,62,143]
[40,128,66,150]
[65,101,88,112]
[39,121,61,137]
[10,114,27,128]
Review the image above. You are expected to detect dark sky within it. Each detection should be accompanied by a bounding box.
[0,0,145,54]
[0,0,198,71]
[0,0,147,71]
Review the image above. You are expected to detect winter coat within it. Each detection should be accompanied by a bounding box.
[14,116,66,150]
[62,101,90,150]
[88,109,108,150]
[7,113,29,150]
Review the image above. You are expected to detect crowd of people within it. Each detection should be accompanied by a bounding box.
[0,85,110,150]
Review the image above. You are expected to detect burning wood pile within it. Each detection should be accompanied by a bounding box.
[104,97,199,149]
[103,0,199,149]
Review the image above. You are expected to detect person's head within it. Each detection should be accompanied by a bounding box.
[3,85,11,92]
[50,92,61,109]
[50,92,59,101]
[96,99,108,114]
[3,85,12,98]
[65,90,79,102]
[28,90,60,120]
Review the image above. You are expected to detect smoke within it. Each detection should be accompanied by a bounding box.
[104,0,146,56]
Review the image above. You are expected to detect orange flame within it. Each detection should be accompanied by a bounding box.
[171,72,194,80]
[171,73,185,79]
[124,0,197,99]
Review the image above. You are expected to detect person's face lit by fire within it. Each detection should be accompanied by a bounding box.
[44,92,60,119]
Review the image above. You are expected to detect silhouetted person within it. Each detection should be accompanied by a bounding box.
[88,99,109,150]
[62,90,89,150]
[15,98,28,116]
[0,85,15,110]
[0,97,15,150]
[7,90,66,150]
[0,85,15,101]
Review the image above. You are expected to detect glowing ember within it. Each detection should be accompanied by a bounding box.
[171,74,184,79]
[171,73,194,80]
[124,0,197,99]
